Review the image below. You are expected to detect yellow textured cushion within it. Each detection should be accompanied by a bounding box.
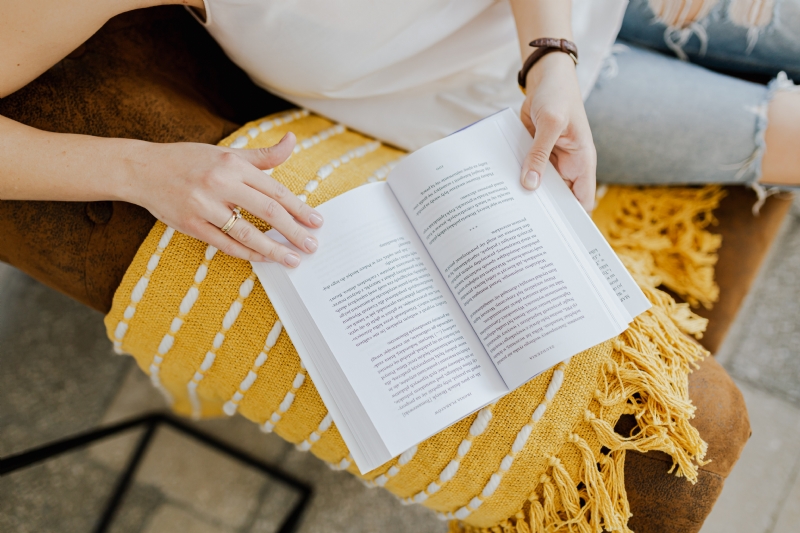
[105,110,718,532]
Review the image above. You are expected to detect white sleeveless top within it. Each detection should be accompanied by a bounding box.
[195,0,627,150]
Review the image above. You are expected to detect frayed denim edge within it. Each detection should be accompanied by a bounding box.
[748,72,799,214]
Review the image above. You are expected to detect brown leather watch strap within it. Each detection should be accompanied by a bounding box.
[518,38,579,92]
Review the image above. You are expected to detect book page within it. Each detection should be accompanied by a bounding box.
[388,118,627,390]
[493,111,651,317]
[254,182,507,473]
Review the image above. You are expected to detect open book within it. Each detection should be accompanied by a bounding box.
[253,109,650,474]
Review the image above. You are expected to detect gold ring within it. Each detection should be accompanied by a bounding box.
[221,207,242,234]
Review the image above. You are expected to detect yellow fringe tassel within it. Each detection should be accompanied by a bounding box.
[592,185,725,309]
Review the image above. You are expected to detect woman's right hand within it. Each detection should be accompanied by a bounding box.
[121,132,322,267]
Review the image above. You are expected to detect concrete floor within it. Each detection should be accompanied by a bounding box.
[1,200,799,533]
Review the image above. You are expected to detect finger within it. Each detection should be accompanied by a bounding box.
[242,172,324,228]
[194,221,269,263]
[230,184,318,254]
[571,175,596,213]
[521,110,565,191]
[520,103,535,133]
[223,213,302,267]
[225,132,297,170]
[551,142,597,213]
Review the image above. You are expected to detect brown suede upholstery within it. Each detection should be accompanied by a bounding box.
[0,6,763,531]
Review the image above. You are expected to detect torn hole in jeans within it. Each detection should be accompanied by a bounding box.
[723,72,800,213]
[727,0,777,53]
[647,0,719,59]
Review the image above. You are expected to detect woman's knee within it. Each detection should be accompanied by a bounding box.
[762,85,800,185]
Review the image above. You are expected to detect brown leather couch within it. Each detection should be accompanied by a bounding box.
[1,6,789,532]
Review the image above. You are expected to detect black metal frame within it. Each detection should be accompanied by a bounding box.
[0,412,312,533]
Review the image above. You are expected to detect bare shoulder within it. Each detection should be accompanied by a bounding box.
[0,0,193,98]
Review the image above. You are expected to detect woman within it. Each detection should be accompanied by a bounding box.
[1,0,798,275]
[0,3,776,530]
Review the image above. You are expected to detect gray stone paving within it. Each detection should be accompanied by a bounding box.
[1,201,799,533]
[0,270,133,456]
[719,207,800,406]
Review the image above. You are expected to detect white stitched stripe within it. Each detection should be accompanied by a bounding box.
[113,226,175,358]
[146,241,215,404]
[187,272,257,419]
[402,405,494,504]
[221,322,281,417]
[258,367,308,432]
[180,287,200,315]
[240,371,258,391]
[326,454,352,471]
[435,362,569,520]
[169,317,183,333]
[366,157,403,183]
[298,140,381,200]
[229,109,309,149]
[363,444,418,488]
[295,412,334,451]
[157,335,174,355]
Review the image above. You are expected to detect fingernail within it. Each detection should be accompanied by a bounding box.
[304,237,318,253]
[522,170,540,189]
[284,253,301,268]
[309,211,324,227]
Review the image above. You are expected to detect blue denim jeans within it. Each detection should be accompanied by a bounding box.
[586,0,800,187]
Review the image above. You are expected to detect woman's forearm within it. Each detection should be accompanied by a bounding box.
[509,0,573,61]
[0,114,139,202]
[0,114,323,267]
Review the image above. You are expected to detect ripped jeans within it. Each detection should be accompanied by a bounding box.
[585,0,800,187]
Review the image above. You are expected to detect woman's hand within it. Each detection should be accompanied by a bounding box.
[519,52,597,212]
[123,132,322,267]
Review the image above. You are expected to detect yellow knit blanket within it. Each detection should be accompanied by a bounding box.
[105,110,721,532]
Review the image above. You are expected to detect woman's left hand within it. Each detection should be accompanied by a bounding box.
[519,52,597,212]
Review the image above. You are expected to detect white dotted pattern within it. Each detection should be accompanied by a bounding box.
[362,445,419,488]
[400,406,495,505]
[222,320,284,416]
[295,411,334,451]
[259,364,308,433]
[187,272,258,419]
[113,226,175,354]
[327,454,353,471]
[296,140,381,203]
[366,158,403,183]
[229,109,310,149]
[145,243,218,406]
[435,361,570,521]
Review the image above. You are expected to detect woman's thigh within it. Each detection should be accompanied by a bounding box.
[585,43,768,185]
[620,0,800,80]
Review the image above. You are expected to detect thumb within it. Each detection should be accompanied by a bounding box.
[521,113,563,191]
[228,132,296,170]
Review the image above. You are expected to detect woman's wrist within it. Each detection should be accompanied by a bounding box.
[525,51,578,93]
[107,137,154,206]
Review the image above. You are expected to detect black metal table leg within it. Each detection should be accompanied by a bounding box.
[0,413,312,533]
